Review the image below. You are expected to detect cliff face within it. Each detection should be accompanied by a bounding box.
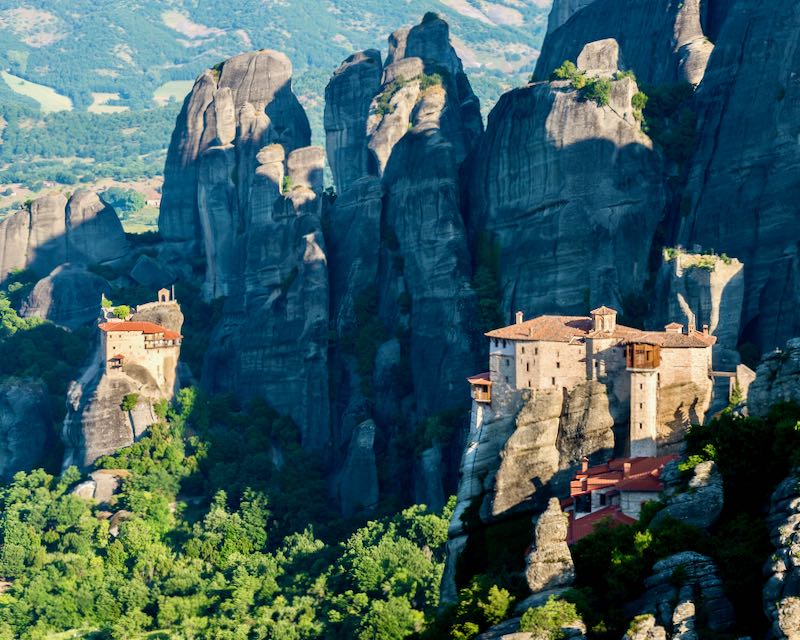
[679,0,800,353]
[0,191,127,280]
[535,0,713,86]
[159,51,330,450]
[0,378,51,479]
[323,14,483,504]
[469,40,664,318]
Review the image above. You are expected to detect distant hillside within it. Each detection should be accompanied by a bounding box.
[0,1,550,172]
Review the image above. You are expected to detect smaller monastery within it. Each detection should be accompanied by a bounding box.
[468,306,717,457]
[99,288,182,391]
[561,455,676,544]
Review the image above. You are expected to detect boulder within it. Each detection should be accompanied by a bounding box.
[651,460,724,530]
[525,498,575,593]
[21,264,110,329]
[749,339,800,417]
[130,255,177,288]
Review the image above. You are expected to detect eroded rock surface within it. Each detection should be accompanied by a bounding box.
[652,460,723,530]
[749,339,800,417]
[338,419,379,516]
[764,474,800,639]
[470,41,664,318]
[525,497,574,593]
[0,378,51,479]
[536,0,712,85]
[0,191,127,280]
[21,264,111,329]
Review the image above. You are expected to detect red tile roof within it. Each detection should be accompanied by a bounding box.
[99,321,182,341]
[567,506,636,544]
[571,455,677,496]
[486,315,593,342]
[486,313,715,348]
[467,372,492,385]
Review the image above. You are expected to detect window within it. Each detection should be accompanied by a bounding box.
[556,362,561,369]
[505,376,509,383]
[639,423,643,430]
[505,359,510,367]
[535,347,538,356]
[526,363,530,372]
[639,403,643,409]
[502,340,507,348]
[599,493,607,506]
[528,380,531,388]
[640,383,643,390]
[551,377,556,386]
[521,347,525,354]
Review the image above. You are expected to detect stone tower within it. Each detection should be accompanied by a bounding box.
[626,342,660,457]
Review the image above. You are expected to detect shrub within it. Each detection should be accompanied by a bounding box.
[632,91,648,120]
[121,393,140,411]
[420,73,443,91]
[583,78,612,107]
[281,175,294,194]
[551,60,580,81]
[519,597,580,638]
[113,305,131,320]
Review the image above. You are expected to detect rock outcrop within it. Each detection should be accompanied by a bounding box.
[749,339,800,417]
[160,51,330,450]
[525,497,574,593]
[469,40,664,318]
[62,301,183,468]
[322,14,483,505]
[536,0,713,86]
[631,551,735,635]
[0,378,51,479]
[21,264,111,329]
[679,0,800,353]
[652,460,724,530]
[337,419,379,516]
[0,191,127,280]
[764,474,800,639]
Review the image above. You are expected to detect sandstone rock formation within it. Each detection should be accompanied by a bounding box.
[525,497,574,593]
[0,191,127,280]
[536,0,713,86]
[631,551,735,635]
[322,14,483,505]
[160,50,330,450]
[0,378,51,479]
[651,460,723,530]
[493,383,614,517]
[469,40,664,318]
[21,264,111,329]
[678,0,800,354]
[764,474,800,639]
[749,339,800,417]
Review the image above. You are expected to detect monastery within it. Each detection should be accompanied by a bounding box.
[468,306,717,457]
[99,288,182,391]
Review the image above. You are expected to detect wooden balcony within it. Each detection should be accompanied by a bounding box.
[467,372,492,404]
[625,343,661,369]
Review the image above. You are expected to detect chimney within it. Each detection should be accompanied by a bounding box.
[171,284,175,301]
[581,456,589,473]
[516,311,524,325]
[702,324,709,335]
[623,461,632,476]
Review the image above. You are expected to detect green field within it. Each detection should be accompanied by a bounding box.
[152,80,195,106]
[1,71,72,113]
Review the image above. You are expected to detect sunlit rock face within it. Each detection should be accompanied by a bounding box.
[468,41,665,319]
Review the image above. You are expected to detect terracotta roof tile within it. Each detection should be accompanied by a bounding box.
[591,305,618,315]
[567,506,636,544]
[99,321,182,341]
[486,316,593,342]
[467,372,491,384]
[486,312,716,348]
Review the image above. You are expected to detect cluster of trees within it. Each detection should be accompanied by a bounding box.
[0,388,456,639]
